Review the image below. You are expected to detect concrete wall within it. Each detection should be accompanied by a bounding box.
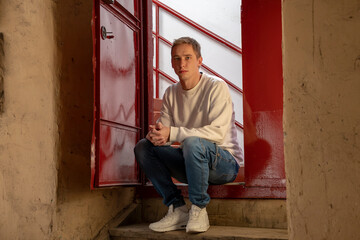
[282,0,360,239]
[2,0,360,239]
[0,1,57,239]
[0,1,135,239]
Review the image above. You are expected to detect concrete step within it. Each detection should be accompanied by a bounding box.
[109,224,288,240]
[141,199,288,229]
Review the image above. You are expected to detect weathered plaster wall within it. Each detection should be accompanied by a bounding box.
[0,1,135,239]
[282,0,360,239]
[0,1,57,239]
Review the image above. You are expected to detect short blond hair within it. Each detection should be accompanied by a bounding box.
[171,37,202,58]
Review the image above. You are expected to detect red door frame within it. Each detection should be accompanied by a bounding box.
[92,0,286,199]
[138,0,285,199]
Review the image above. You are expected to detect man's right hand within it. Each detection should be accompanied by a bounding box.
[146,123,169,146]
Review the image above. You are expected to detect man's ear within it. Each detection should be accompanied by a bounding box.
[197,56,203,67]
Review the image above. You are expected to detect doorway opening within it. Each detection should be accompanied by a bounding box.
[91,0,286,199]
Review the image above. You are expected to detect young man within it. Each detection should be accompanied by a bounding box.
[134,37,243,233]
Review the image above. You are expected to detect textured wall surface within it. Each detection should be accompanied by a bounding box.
[282,0,360,239]
[0,1,135,239]
[0,1,58,239]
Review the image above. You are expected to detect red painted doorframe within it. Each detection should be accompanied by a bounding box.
[91,0,286,198]
[138,0,286,198]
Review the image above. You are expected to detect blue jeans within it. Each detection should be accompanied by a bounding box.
[134,136,239,208]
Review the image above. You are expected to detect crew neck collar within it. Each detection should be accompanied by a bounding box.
[180,72,204,95]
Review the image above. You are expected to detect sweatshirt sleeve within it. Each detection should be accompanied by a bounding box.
[158,87,173,127]
[169,81,233,145]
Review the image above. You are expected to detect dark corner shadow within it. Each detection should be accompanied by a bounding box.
[53,1,95,201]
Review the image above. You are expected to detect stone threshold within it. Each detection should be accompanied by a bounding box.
[110,224,288,240]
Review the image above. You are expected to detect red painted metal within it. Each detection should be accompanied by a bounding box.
[143,0,154,137]
[91,0,99,189]
[102,1,141,29]
[155,3,160,98]
[152,0,242,55]
[99,124,140,185]
[92,0,146,187]
[157,68,177,84]
[242,0,285,190]
[140,0,154,185]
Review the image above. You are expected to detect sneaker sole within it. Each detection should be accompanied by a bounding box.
[186,225,210,233]
[149,222,187,232]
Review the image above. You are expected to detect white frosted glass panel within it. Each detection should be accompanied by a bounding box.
[159,75,175,99]
[229,86,243,125]
[236,126,244,166]
[152,4,156,32]
[153,35,156,68]
[153,72,157,98]
[117,0,135,15]
[158,40,178,81]
[159,0,241,47]
[159,9,242,89]
[203,39,242,89]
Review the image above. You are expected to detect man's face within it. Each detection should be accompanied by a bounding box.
[171,44,203,82]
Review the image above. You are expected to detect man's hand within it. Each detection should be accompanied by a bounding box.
[146,122,170,146]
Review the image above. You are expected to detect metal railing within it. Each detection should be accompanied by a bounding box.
[152,0,243,129]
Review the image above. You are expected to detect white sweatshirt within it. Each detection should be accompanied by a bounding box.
[159,73,243,166]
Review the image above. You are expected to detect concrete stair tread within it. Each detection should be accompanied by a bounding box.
[110,224,288,240]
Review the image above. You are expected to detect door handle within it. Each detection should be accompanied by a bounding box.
[101,26,114,40]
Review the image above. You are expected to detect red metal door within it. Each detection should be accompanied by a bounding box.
[91,0,152,187]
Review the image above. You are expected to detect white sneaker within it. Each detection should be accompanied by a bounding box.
[149,205,189,232]
[186,205,210,233]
